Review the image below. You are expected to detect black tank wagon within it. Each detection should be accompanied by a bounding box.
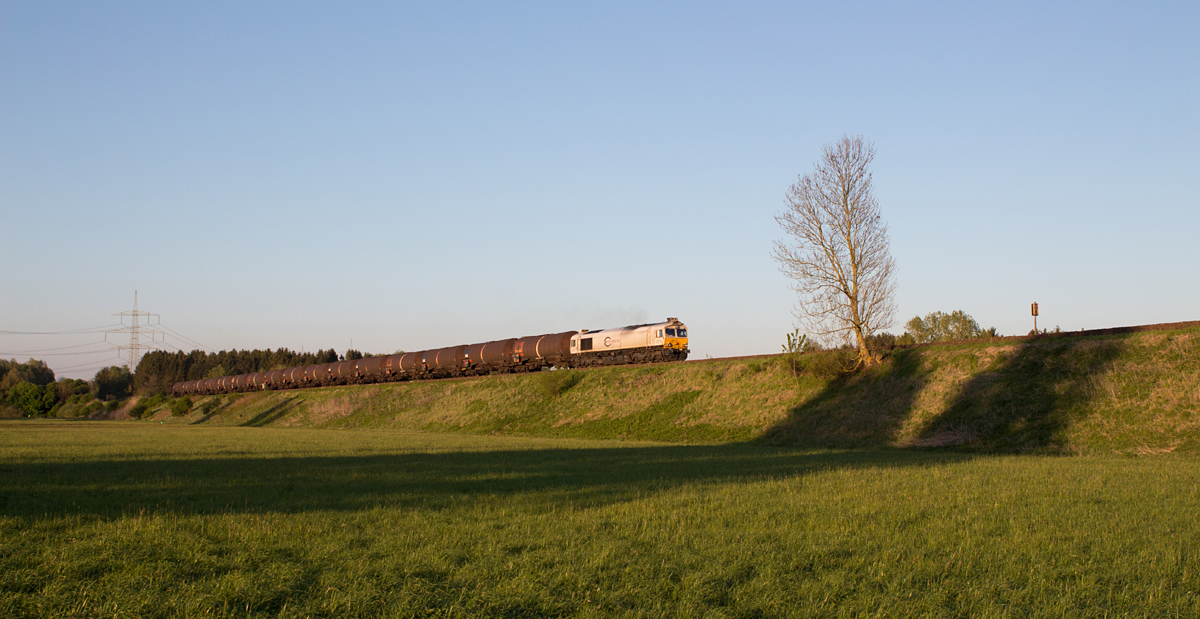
[172,318,689,397]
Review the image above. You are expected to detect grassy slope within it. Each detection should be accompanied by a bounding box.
[150,325,1200,454]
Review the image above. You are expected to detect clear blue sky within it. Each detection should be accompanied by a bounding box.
[2,2,1197,379]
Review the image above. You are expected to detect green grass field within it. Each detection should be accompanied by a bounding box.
[3,421,1198,617]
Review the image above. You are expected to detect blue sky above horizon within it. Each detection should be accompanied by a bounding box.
[2,2,1197,379]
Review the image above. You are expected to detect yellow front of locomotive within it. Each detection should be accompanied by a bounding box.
[663,317,689,352]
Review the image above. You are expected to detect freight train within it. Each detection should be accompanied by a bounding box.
[172,317,689,396]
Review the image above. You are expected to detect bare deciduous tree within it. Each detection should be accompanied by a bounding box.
[772,135,896,368]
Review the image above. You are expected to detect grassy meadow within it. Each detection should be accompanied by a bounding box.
[3,421,1199,617]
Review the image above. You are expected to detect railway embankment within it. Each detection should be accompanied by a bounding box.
[152,323,1200,454]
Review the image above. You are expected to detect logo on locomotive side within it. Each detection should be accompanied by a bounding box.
[604,337,612,347]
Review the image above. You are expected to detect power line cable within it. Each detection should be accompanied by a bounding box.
[156,324,215,352]
[0,290,126,297]
[152,341,187,353]
[138,335,200,354]
[0,348,115,357]
[0,324,123,335]
[56,357,125,372]
[0,341,112,355]
[152,311,264,349]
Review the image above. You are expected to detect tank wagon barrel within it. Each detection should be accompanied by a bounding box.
[355,357,385,380]
[170,318,688,398]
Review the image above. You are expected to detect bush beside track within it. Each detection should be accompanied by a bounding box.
[141,322,1200,454]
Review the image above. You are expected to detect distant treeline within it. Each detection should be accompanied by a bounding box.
[1,358,92,417]
[4,347,364,416]
[135,348,364,394]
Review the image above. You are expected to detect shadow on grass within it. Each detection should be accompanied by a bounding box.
[0,444,976,519]
[914,336,1127,452]
[241,395,301,427]
[760,347,933,448]
[188,396,231,425]
[761,336,1128,452]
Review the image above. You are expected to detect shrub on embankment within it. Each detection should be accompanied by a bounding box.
[155,325,1200,454]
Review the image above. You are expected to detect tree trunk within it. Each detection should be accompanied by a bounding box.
[853,325,875,368]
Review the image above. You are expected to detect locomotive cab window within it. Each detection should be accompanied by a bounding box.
[656,329,663,338]
[677,329,687,337]
[666,328,676,337]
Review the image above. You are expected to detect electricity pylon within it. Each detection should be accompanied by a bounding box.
[107,291,164,372]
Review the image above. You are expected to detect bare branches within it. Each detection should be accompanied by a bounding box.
[772,135,897,367]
